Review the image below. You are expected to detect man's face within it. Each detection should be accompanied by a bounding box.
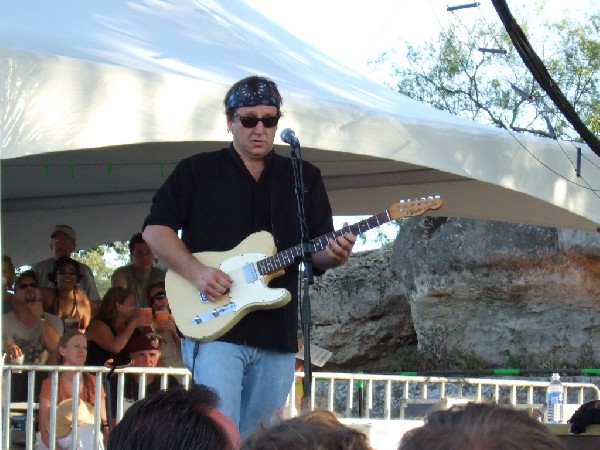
[131,242,154,272]
[50,232,76,259]
[228,105,279,163]
[131,350,160,368]
[15,276,40,304]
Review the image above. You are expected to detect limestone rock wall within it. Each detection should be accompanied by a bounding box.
[392,218,600,367]
[309,245,416,372]
[309,218,600,372]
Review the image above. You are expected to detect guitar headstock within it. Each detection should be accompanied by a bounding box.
[388,195,442,220]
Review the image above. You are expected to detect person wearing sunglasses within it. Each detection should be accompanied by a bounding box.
[146,281,183,368]
[31,225,101,308]
[142,75,355,438]
[40,256,93,333]
[2,270,63,401]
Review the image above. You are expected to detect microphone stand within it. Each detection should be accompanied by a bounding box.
[289,142,314,411]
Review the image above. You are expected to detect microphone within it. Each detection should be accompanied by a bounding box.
[280,128,300,148]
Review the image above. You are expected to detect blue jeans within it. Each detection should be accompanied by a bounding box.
[181,338,295,438]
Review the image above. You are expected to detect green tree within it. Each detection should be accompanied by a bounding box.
[371,3,600,140]
[74,241,129,298]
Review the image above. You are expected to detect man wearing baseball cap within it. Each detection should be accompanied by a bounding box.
[110,333,179,418]
[31,225,100,304]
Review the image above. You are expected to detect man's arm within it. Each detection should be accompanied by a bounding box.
[142,225,233,302]
[26,298,60,353]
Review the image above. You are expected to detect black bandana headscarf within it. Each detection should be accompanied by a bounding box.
[225,78,281,110]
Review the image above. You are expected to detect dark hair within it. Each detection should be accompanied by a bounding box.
[223,76,283,120]
[398,402,565,450]
[15,270,39,289]
[241,410,372,450]
[2,255,15,289]
[128,232,146,256]
[48,256,82,284]
[108,385,236,450]
[94,287,133,325]
[146,281,166,307]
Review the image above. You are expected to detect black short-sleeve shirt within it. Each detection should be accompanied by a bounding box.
[143,145,333,352]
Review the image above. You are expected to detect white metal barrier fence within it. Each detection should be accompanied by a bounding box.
[2,364,191,450]
[289,372,600,420]
[3,365,599,449]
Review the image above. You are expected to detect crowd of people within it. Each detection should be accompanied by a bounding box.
[2,227,181,448]
[2,227,179,364]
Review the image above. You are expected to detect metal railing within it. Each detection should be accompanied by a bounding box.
[3,365,599,449]
[289,372,600,419]
[2,364,191,450]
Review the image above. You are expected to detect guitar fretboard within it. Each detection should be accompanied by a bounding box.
[255,210,392,276]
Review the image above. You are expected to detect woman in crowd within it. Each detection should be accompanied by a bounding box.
[85,287,150,367]
[36,330,107,450]
[2,254,15,313]
[147,282,183,367]
[40,257,92,332]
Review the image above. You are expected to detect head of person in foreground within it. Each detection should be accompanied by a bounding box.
[241,409,373,450]
[398,401,565,450]
[108,384,239,450]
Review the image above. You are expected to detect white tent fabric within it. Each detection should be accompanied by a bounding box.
[1,0,599,266]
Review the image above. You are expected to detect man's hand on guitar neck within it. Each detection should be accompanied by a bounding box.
[313,222,356,270]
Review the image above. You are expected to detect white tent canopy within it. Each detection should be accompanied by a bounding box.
[2,0,599,266]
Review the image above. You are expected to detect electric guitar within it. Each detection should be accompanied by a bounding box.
[167,196,442,341]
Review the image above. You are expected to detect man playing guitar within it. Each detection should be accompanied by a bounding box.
[142,75,355,438]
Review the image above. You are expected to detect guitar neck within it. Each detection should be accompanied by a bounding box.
[256,210,392,275]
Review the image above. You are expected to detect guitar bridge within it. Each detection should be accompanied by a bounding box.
[192,302,237,325]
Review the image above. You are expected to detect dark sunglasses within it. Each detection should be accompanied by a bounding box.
[57,269,77,276]
[150,291,167,302]
[233,112,279,128]
[18,282,38,290]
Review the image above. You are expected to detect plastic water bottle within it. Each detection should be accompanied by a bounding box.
[546,373,564,424]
